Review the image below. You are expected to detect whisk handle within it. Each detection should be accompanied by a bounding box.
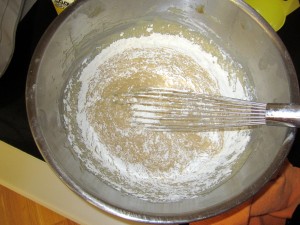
[266,103,300,127]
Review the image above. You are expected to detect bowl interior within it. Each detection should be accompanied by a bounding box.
[26,0,298,222]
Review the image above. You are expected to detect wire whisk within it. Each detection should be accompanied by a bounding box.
[121,88,300,132]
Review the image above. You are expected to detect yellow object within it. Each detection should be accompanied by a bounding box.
[52,0,76,14]
[244,0,300,31]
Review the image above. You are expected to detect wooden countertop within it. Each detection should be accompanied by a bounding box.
[0,141,150,225]
[0,184,78,225]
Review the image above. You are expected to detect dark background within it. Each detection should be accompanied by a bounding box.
[0,1,299,224]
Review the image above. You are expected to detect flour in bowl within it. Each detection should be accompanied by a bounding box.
[62,22,254,202]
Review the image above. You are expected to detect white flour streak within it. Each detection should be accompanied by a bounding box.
[63,31,252,202]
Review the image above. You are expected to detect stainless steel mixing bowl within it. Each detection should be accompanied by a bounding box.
[26,0,299,223]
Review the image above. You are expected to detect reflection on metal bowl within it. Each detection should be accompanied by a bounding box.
[26,0,299,223]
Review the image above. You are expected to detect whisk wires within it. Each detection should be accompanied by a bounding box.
[122,88,267,131]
